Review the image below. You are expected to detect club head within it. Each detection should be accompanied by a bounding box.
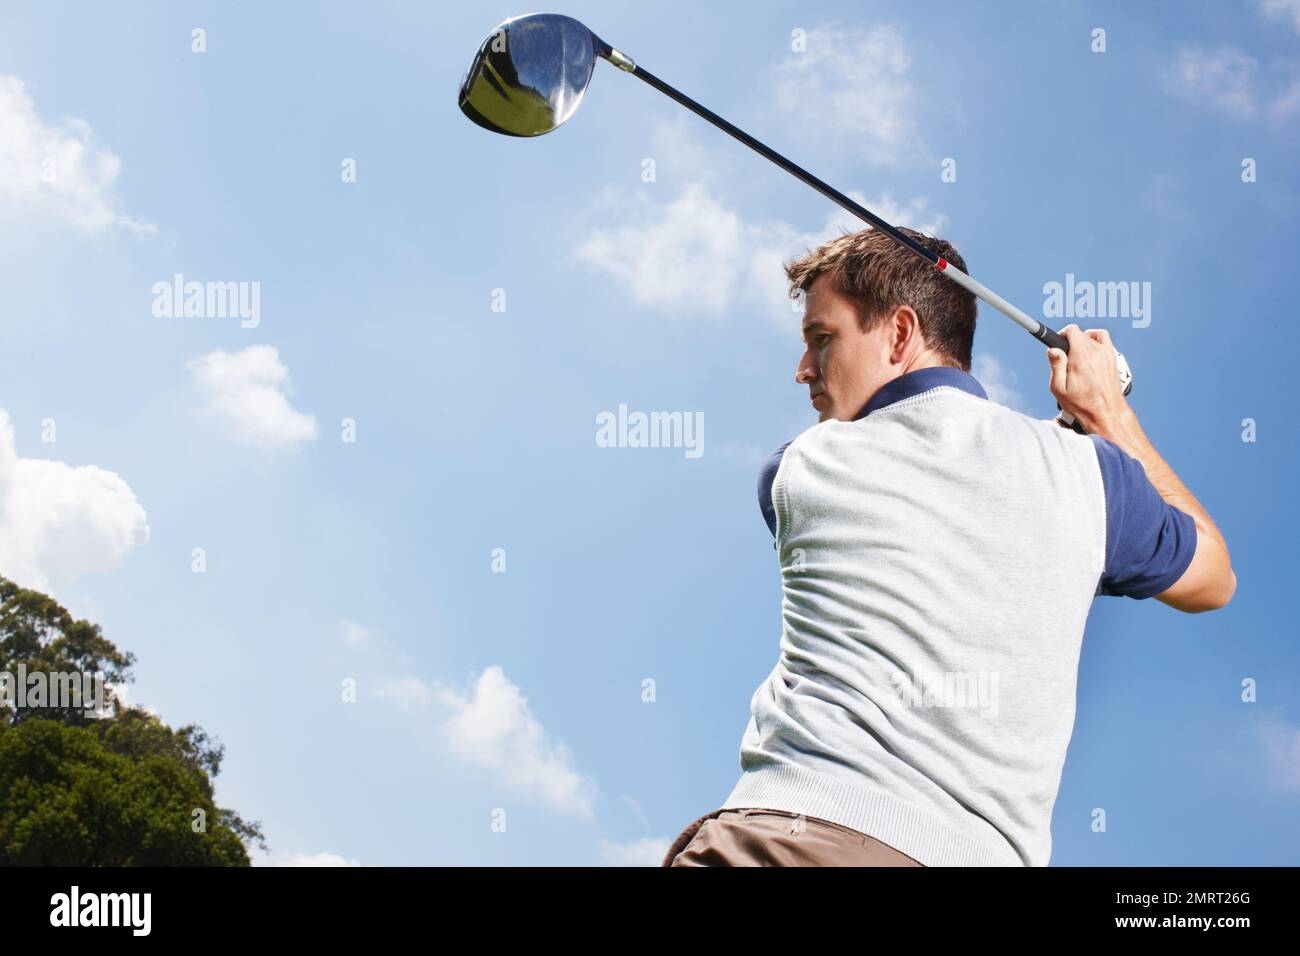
[458,13,601,137]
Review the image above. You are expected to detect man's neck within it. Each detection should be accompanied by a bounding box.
[897,352,954,377]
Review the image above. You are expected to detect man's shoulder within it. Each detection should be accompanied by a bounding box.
[982,402,1100,450]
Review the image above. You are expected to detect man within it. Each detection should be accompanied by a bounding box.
[662,227,1236,867]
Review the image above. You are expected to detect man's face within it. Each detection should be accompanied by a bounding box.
[796,274,895,423]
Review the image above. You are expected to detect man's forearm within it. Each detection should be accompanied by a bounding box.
[1090,407,1227,548]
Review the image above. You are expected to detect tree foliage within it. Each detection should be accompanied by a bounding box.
[0,576,266,865]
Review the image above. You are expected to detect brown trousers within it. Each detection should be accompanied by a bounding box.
[662,807,925,867]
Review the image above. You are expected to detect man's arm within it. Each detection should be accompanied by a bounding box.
[1047,325,1236,613]
[1087,406,1235,612]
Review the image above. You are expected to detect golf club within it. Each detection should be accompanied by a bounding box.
[457,13,1132,429]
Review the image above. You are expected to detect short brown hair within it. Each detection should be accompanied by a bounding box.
[784,227,977,371]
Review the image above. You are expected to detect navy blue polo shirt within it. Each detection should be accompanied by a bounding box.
[758,366,1197,600]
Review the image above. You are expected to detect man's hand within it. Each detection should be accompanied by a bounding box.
[1045,324,1132,436]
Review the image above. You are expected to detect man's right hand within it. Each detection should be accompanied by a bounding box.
[1045,324,1133,436]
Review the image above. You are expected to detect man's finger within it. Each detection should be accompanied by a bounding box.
[1046,347,1068,394]
[1060,324,1087,348]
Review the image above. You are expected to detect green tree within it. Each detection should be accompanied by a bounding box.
[0,576,266,865]
[0,577,133,726]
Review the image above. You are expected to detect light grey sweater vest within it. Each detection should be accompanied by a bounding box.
[721,385,1108,866]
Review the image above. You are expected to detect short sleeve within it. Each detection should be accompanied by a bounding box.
[758,440,793,543]
[1088,434,1198,599]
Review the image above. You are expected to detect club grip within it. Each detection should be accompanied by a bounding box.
[1041,327,1069,353]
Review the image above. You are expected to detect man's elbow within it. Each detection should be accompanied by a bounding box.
[1179,529,1237,613]
[1212,568,1238,610]
[1156,566,1237,614]
[1187,568,1237,613]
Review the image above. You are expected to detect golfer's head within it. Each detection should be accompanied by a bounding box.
[787,228,977,423]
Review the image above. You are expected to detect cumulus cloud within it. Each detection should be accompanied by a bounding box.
[433,665,598,818]
[598,836,672,867]
[578,182,746,315]
[1163,47,1300,122]
[771,24,927,166]
[338,622,598,819]
[577,179,946,328]
[0,75,155,235]
[186,346,317,447]
[0,409,149,593]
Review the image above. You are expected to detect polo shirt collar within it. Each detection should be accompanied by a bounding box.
[854,365,988,420]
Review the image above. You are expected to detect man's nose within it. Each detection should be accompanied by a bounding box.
[796,352,817,384]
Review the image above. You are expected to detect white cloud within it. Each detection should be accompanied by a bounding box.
[0,75,155,236]
[106,682,161,719]
[971,354,1027,413]
[578,182,746,315]
[598,836,672,867]
[645,113,730,188]
[771,24,926,167]
[577,178,946,328]
[1163,47,1300,121]
[0,409,149,593]
[186,346,317,447]
[433,665,598,818]
[339,618,371,648]
[268,851,364,867]
[378,675,433,713]
[338,619,435,713]
[338,623,598,819]
[1257,0,1300,34]
[1164,48,1261,118]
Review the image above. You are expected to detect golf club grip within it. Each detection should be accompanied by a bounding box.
[1040,327,1069,353]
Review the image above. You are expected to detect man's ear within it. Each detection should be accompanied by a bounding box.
[889,305,921,361]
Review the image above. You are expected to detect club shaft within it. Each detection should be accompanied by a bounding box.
[622,61,1069,353]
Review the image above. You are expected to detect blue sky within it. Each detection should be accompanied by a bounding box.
[0,0,1296,866]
